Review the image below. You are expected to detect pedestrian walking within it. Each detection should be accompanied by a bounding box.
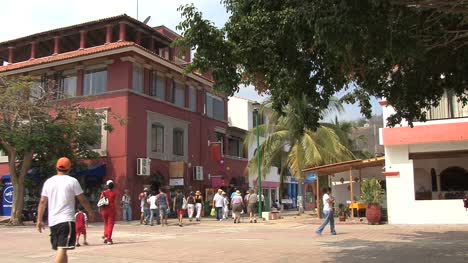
[194,190,204,221]
[121,189,132,221]
[247,189,258,223]
[147,191,158,226]
[173,189,186,227]
[36,157,95,263]
[222,192,229,220]
[186,192,195,222]
[100,180,117,244]
[231,190,243,224]
[138,188,149,224]
[316,187,336,236]
[75,207,89,247]
[212,189,224,221]
[157,188,170,226]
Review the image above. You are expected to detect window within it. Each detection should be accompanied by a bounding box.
[58,73,77,98]
[173,128,184,156]
[252,111,265,126]
[132,65,144,93]
[151,123,164,153]
[228,137,242,157]
[0,149,6,163]
[215,132,225,156]
[84,68,107,95]
[205,93,225,121]
[89,110,108,156]
[90,118,104,150]
[428,90,468,120]
[172,80,185,107]
[189,86,197,112]
[150,72,165,100]
[30,75,47,101]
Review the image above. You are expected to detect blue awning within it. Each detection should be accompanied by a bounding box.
[2,169,41,182]
[75,164,106,177]
[304,172,317,184]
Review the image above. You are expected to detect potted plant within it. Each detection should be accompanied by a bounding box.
[337,203,347,222]
[360,178,384,225]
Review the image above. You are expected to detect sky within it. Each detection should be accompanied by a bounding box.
[0,0,382,121]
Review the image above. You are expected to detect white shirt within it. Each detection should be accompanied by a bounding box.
[147,195,158,209]
[213,193,224,207]
[41,175,83,227]
[323,193,332,212]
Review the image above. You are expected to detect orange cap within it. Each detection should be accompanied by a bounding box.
[56,157,71,171]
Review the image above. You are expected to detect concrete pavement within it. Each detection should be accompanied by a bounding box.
[0,215,467,262]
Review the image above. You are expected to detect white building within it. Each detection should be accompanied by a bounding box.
[379,92,468,224]
[227,96,281,208]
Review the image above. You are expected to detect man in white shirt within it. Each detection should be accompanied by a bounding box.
[212,189,224,221]
[316,187,336,236]
[36,157,94,263]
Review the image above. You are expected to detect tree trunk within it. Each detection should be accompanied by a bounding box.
[8,151,33,225]
[297,177,304,214]
[9,176,25,225]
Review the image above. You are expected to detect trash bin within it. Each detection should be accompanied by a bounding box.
[1,175,13,216]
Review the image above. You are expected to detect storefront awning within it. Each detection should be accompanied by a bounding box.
[75,164,106,177]
[302,157,385,176]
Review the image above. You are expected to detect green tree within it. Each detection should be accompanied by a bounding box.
[244,97,354,211]
[0,76,119,225]
[175,1,468,130]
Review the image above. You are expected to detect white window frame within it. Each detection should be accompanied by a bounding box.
[172,79,185,107]
[189,85,197,112]
[132,64,144,93]
[205,93,225,121]
[0,149,7,163]
[173,128,185,156]
[84,66,107,96]
[150,71,166,100]
[58,70,77,98]
[151,123,165,153]
[147,111,189,161]
[91,109,108,156]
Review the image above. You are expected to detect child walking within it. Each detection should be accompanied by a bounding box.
[75,207,89,246]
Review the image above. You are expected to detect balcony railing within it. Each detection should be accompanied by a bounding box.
[427,92,468,120]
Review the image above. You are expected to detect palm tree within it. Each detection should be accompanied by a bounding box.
[244,97,354,211]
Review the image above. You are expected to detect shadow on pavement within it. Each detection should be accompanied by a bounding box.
[320,231,468,263]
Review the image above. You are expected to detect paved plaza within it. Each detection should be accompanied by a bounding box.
[0,215,468,263]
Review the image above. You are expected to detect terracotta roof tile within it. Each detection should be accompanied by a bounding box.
[0,42,214,84]
[0,42,135,72]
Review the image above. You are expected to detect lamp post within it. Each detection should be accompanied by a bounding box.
[252,102,262,218]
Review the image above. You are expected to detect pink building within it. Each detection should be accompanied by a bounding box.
[0,14,247,219]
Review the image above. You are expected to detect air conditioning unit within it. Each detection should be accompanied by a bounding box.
[193,166,203,181]
[137,158,151,176]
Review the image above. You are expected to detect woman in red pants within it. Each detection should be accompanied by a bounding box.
[100,180,117,245]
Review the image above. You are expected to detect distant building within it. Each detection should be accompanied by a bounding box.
[0,14,247,219]
[352,115,384,156]
[228,96,297,210]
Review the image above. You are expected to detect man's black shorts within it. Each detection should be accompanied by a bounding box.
[50,221,76,250]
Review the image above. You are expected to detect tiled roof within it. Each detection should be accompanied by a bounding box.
[0,14,172,47]
[0,42,214,84]
[0,42,135,72]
